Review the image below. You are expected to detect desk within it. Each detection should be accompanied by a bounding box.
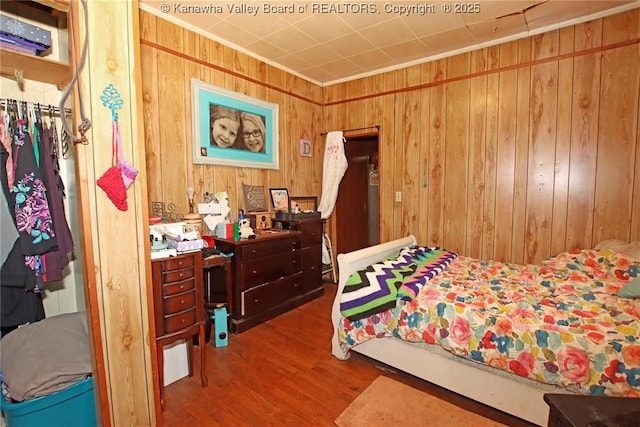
[543,393,640,427]
[202,255,233,339]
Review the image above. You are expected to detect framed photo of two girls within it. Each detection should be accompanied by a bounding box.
[191,78,279,170]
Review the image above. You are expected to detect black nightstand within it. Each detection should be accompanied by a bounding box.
[543,393,640,427]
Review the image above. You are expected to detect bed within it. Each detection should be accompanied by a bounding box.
[330,235,640,426]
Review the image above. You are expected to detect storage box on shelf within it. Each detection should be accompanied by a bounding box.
[0,0,71,88]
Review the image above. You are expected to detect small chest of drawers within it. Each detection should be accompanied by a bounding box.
[151,252,207,410]
[214,230,324,333]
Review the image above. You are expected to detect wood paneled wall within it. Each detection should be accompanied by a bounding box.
[139,11,323,220]
[324,9,640,264]
[141,9,639,265]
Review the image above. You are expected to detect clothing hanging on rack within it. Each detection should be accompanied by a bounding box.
[0,100,75,333]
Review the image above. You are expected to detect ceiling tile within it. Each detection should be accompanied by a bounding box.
[298,67,335,83]
[244,39,288,60]
[275,53,314,71]
[337,4,396,30]
[206,20,259,47]
[459,1,537,25]
[262,26,318,54]
[588,0,637,14]
[293,14,354,43]
[224,13,290,38]
[400,10,466,38]
[358,17,415,48]
[379,39,432,62]
[420,27,478,55]
[294,44,342,65]
[322,33,377,58]
[524,1,595,28]
[347,48,396,69]
[318,57,363,77]
[467,13,529,44]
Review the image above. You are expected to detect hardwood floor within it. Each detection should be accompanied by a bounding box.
[161,284,537,427]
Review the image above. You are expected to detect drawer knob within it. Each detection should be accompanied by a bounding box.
[180,285,185,290]
[181,319,186,323]
[252,270,257,274]
[181,300,185,305]
[178,261,183,266]
[179,273,184,278]
[254,298,259,303]
[251,249,257,254]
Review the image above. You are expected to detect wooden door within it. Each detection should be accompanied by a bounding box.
[335,136,379,255]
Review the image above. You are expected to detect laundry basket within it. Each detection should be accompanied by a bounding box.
[0,377,96,427]
[0,312,95,427]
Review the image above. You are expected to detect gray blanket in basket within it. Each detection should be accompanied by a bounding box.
[0,311,92,402]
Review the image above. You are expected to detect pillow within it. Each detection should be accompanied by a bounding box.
[620,241,640,261]
[595,239,627,250]
[618,277,640,298]
[594,239,640,262]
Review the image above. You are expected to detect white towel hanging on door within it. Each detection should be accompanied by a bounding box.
[317,131,348,264]
[318,131,347,219]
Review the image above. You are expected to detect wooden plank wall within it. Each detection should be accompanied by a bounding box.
[139,11,323,221]
[324,9,640,264]
[76,1,155,425]
[141,9,639,265]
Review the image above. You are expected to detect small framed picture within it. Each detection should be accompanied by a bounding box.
[269,188,289,211]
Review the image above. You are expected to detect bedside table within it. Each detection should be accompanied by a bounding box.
[543,393,640,427]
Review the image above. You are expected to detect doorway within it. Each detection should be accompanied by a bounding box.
[334,135,379,256]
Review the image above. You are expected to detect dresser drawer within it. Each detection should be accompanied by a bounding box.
[163,289,196,315]
[163,308,197,334]
[300,221,323,247]
[240,272,304,317]
[241,250,302,289]
[302,245,321,274]
[237,235,300,259]
[162,277,195,297]
[161,255,195,271]
[162,266,195,284]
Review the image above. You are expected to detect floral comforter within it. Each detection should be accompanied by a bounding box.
[338,249,640,397]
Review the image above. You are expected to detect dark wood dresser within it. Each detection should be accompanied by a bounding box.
[544,393,640,427]
[214,230,324,333]
[151,252,207,410]
[273,217,324,291]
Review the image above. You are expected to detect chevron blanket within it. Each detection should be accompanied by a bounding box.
[340,246,457,320]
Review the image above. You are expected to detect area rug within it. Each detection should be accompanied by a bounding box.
[335,376,507,427]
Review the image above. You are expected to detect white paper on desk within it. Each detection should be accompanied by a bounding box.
[203,214,225,232]
[198,201,231,218]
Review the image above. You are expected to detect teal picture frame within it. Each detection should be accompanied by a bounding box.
[191,78,279,170]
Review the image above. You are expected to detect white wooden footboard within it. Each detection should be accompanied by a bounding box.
[330,235,417,360]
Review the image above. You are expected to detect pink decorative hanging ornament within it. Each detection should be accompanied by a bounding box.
[96,84,136,210]
[113,120,138,189]
[97,165,128,211]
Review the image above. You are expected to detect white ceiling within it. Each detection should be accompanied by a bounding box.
[139,0,639,86]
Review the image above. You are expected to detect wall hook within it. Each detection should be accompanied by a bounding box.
[100,83,123,121]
